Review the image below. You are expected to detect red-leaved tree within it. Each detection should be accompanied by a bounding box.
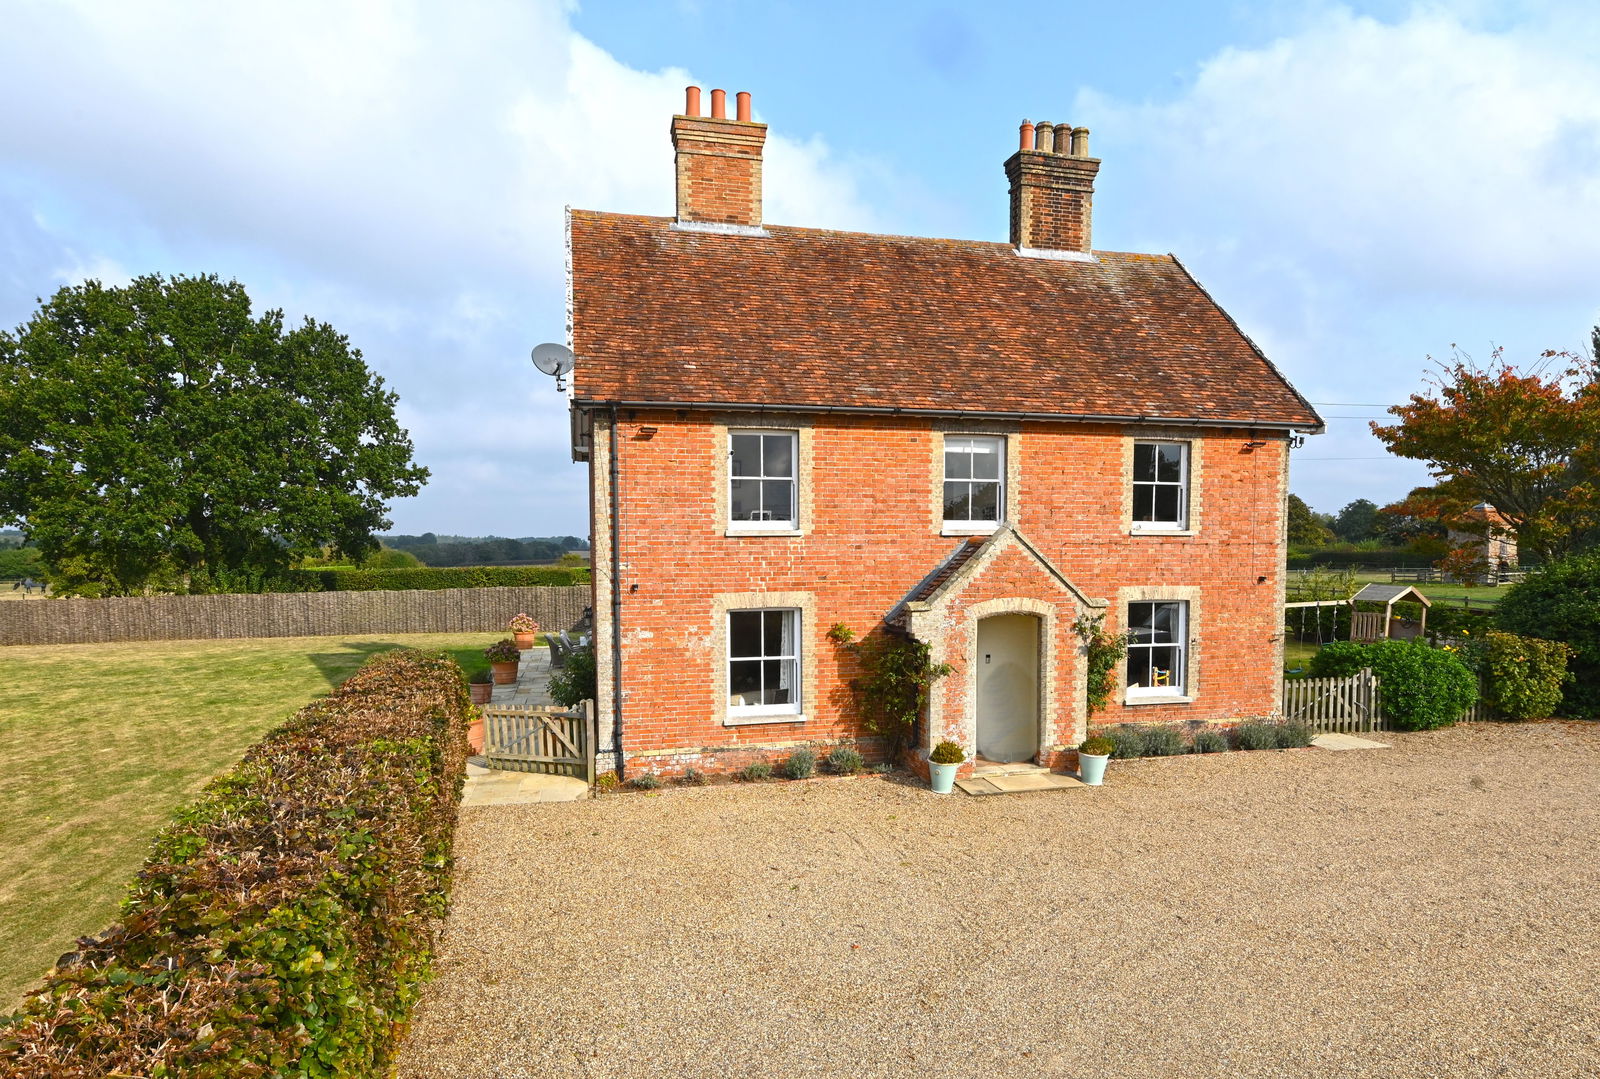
[1371,347,1600,563]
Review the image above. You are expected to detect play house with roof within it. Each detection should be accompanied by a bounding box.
[564,87,1323,778]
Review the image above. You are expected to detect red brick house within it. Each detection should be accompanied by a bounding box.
[566,87,1323,779]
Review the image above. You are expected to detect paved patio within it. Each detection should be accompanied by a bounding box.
[462,644,587,806]
[402,721,1600,1078]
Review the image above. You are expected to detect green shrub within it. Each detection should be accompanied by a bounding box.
[1424,603,1492,642]
[1495,551,1600,716]
[286,565,590,591]
[1073,613,1131,716]
[781,747,817,780]
[1191,728,1229,753]
[0,649,467,1077]
[1140,725,1185,756]
[631,772,663,790]
[1275,721,1314,749]
[1309,639,1478,730]
[548,647,597,707]
[825,744,865,775]
[739,760,773,782]
[929,740,966,765]
[1104,725,1147,759]
[1234,722,1279,750]
[679,768,708,787]
[1469,630,1572,720]
[1079,735,1115,756]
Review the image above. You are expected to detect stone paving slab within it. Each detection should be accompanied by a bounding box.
[1312,733,1391,751]
[957,771,1088,796]
[490,645,556,707]
[462,769,588,806]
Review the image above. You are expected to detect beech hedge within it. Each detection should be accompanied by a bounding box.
[287,565,589,591]
[0,649,470,1078]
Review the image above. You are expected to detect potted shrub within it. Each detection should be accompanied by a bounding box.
[466,706,485,754]
[1077,735,1114,786]
[468,670,493,705]
[485,638,521,684]
[928,740,965,794]
[509,612,541,650]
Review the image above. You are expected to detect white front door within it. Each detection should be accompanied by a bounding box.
[975,614,1040,763]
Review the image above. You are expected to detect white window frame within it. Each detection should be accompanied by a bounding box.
[1132,440,1189,531]
[942,434,1005,531]
[1125,600,1188,698]
[726,607,802,718]
[728,429,798,531]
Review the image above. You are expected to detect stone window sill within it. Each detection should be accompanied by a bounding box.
[1130,528,1197,537]
[941,524,1000,537]
[724,528,803,538]
[723,712,807,727]
[1123,695,1194,707]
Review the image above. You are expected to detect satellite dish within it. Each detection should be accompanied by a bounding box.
[531,343,575,377]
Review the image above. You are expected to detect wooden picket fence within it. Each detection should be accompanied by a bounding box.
[1282,667,1384,734]
[1283,666,1496,732]
[482,702,594,783]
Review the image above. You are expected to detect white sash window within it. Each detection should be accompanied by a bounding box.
[728,608,801,716]
[943,435,1004,529]
[1132,441,1189,529]
[730,431,797,529]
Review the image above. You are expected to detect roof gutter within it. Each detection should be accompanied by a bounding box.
[572,397,1324,435]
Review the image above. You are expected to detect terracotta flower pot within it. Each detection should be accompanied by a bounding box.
[469,682,493,704]
[513,631,536,650]
[467,718,484,754]
[490,660,519,685]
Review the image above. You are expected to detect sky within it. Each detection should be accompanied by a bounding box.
[3,0,1598,539]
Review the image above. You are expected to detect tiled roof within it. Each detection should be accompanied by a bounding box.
[568,211,1323,430]
[885,537,987,629]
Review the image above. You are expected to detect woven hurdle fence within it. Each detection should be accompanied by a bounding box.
[0,585,590,646]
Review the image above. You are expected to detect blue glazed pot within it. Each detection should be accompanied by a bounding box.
[1078,752,1110,786]
[929,761,959,794]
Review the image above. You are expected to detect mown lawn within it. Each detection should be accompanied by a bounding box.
[0,632,499,1007]
[1349,571,1505,608]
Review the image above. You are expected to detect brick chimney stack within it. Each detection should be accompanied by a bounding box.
[671,85,767,230]
[1004,119,1100,256]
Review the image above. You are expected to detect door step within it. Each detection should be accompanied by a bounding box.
[970,761,1049,778]
[956,771,1087,796]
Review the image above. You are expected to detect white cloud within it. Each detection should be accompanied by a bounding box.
[1082,5,1600,304]
[1073,3,1600,515]
[0,0,881,534]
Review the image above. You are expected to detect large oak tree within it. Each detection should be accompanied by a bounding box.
[1371,345,1600,563]
[0,274,429,595]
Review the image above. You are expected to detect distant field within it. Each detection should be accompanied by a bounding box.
[0,631,499,1006]
[1349,571,1504,607]
[1290,570,1508,608]
[0,585,51,601]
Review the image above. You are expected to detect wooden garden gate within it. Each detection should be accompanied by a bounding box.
[481,703,594,783]
[1281,667,1384,734]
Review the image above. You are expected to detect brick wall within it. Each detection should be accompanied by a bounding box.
[592,410,1289,777]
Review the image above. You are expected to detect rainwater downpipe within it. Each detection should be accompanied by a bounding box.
[608,401,624,769]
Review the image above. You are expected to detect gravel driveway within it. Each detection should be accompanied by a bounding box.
[398,723,1600,1078]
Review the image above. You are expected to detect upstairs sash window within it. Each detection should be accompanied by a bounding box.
[1132,441,1188,529]
[943,435,1004,529]
[730,431,797,529]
